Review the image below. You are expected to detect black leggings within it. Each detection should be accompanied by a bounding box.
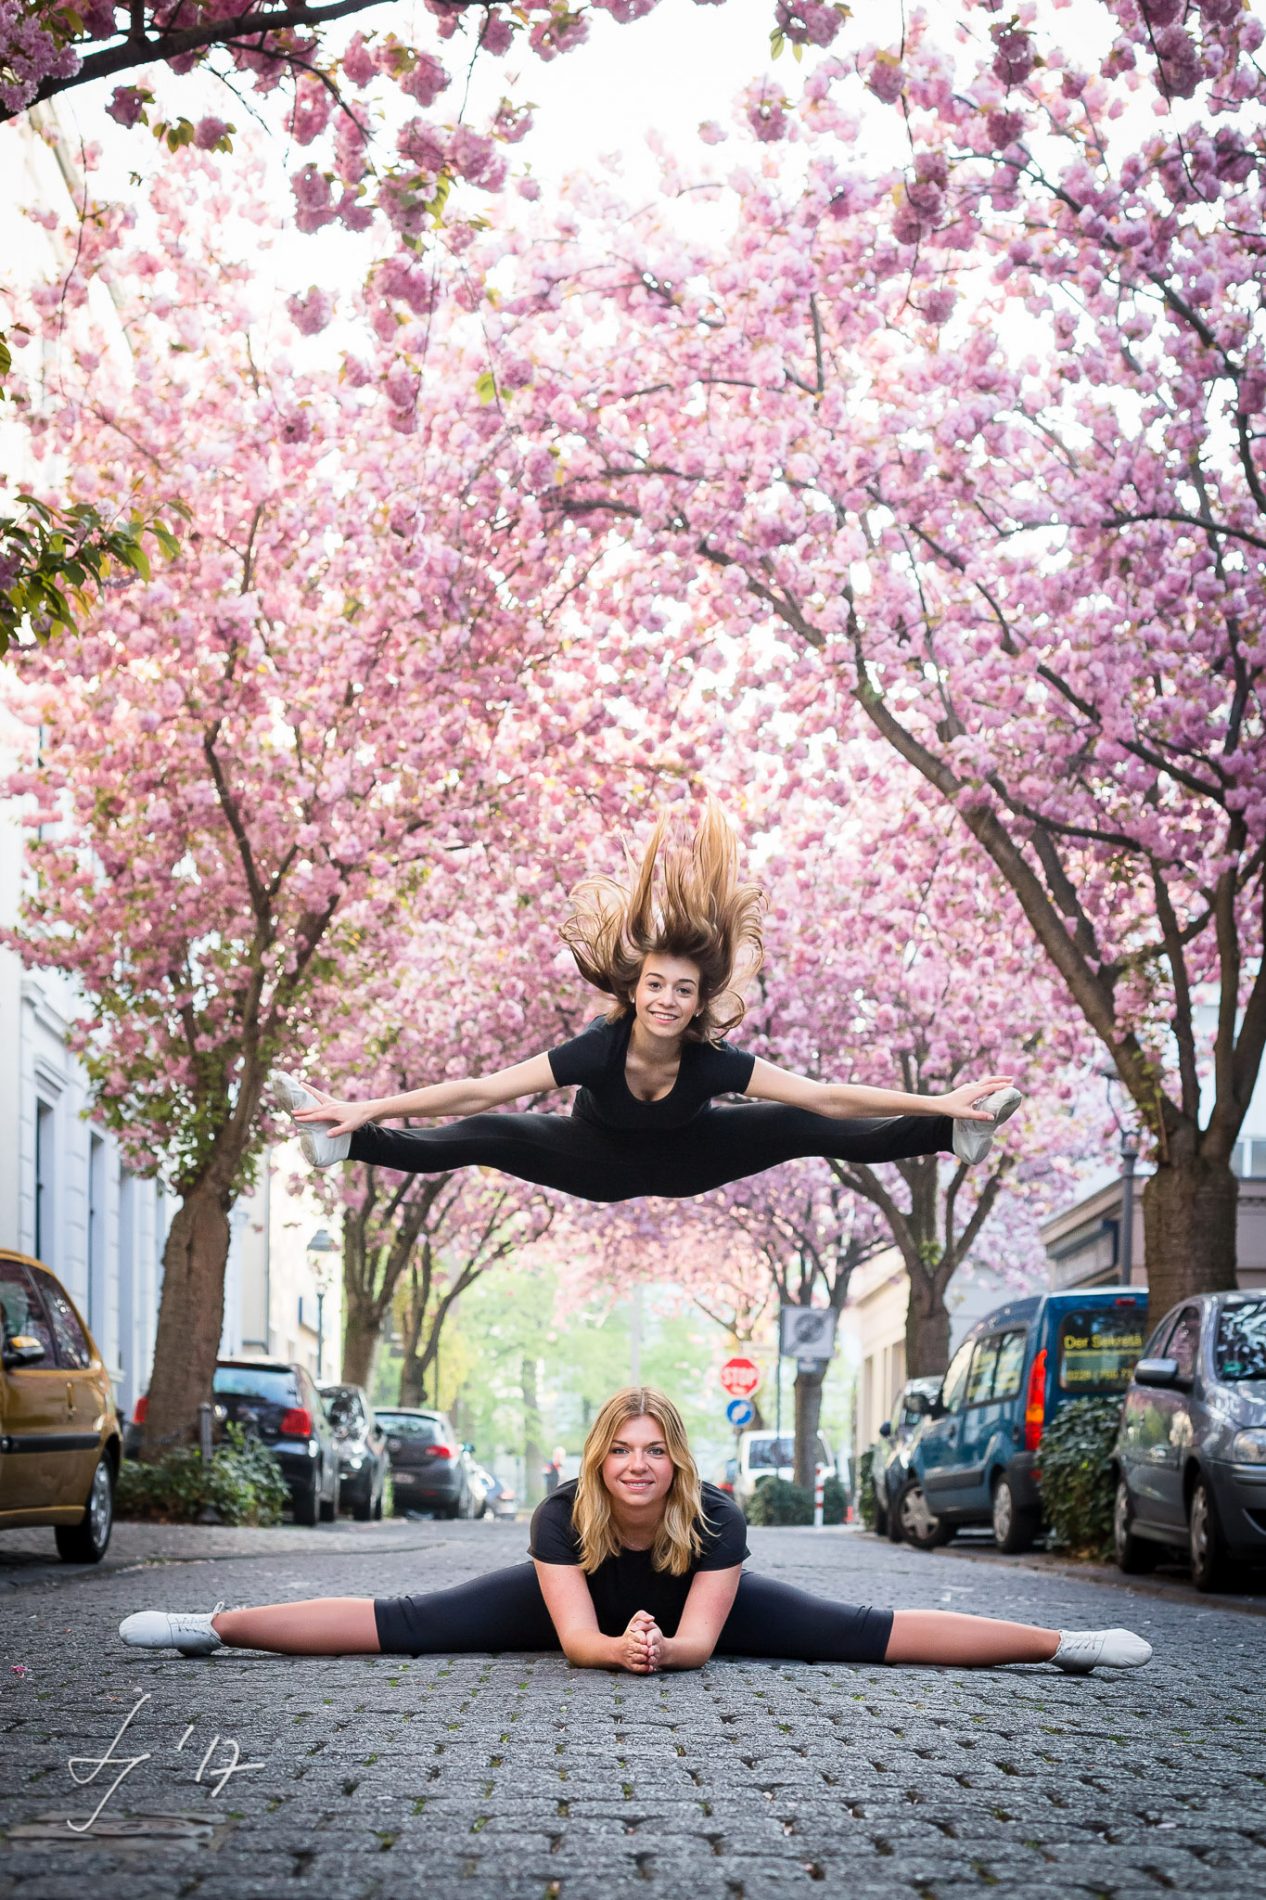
[373,1564,894,1664]
[350,1106,952,1205]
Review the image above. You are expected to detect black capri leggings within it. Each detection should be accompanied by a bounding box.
[373,1564,894,1665]
[350,1105,952,1205]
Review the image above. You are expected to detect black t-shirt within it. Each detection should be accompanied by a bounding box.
[528,1479,750,1638]
[548,1014,755,1133]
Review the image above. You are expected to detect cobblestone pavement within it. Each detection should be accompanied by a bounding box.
[2,1521,1263,1900]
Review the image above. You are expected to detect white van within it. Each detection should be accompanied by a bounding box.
[731,1430,835,1508]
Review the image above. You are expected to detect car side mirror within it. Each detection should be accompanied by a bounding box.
[1133,1357,1180,1388]
[2,1334,47,1368]
[905,1391,931,1417]
[878,1421,892,1438]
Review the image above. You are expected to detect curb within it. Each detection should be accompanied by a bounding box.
[935,1537,1266,1618]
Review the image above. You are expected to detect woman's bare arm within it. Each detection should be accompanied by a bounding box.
[744,1058,1015,1122]
[293,1052,560,1137]
[653,1567,743,1671]
[533,1563,659,1673]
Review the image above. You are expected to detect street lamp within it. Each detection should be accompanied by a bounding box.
[306,1227,340,1382]
[1119,1131,1140,1286]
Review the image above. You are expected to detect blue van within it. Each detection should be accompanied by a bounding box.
[898,1287,1148,1553]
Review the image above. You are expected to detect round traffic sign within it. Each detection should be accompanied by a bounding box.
[726,1397,755,1429]
[720,1356,761,1398]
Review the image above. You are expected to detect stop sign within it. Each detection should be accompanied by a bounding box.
[720,1356,761,1399]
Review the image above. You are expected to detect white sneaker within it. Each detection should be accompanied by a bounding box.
[1052,1628,1152,1673]
[952,1086,1023,1166]
[119,1603,227,1656]
[271,1069,351,1168]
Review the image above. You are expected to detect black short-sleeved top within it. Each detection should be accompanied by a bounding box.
[528,1479,750,1638]
[548,1013,755,1133]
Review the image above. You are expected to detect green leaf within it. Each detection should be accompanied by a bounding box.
[770,27,784,58]
[475,371,499,406]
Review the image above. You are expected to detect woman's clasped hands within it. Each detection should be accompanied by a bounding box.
[619,1610,664,1674]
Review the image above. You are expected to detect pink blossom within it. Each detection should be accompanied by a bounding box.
[286,287,333,335]
[194,117,230,150]
[866,56,905,105]
[106,85,147,129]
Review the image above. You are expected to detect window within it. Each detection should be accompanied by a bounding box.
[376,1413,442,1444]
[1163,1307,1201,1383]
[35,1100,55,1265]
[992,1332,1027,1402]
[965,1337,1001,1407]
[1056,1307,1147,1394]
[0,1264,56,1363]
[1214,1302,1266,1382]
[213,1365,299,1405]
[940,1339,975,1414]
[28,1267,93,1369]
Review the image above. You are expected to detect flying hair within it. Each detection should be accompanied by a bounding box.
[561,799,765,1043]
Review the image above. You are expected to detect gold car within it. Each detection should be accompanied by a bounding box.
[0,1248,121,1562]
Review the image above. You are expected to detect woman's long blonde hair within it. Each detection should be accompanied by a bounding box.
[573,1387,709,1577]
[561,799,765,1044]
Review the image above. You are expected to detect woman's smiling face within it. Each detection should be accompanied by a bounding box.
[600,1413,676,1514]
[632,956,701,1041]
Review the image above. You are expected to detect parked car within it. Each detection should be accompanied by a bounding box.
[0,1249,122,1563]
[129,1358,341,1526]
[376,1407,475,1518]
[871,1377,943,1541]
[899,1287,1148,1553]
[1112,1290,1266,1590]
[319,1383,390,1521]
[732,1429,836,1508]
[469,1464,518,1520]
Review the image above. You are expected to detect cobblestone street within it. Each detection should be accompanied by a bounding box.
[2,1520,1263,1900]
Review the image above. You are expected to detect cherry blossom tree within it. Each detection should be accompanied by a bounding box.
[0,151,644,1456]
[488,0,1266,1320]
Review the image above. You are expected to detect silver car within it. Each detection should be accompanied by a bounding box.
[1112,1291,1266,1590]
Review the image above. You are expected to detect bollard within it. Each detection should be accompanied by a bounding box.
[813,1464,824,1529]
[198,1401,213,1465]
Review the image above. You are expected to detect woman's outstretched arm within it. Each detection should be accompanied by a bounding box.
[533,1562,660,1673]
[743,1057,1015,1122]
[652,1567,742,1671]
[293,1052,560,1138]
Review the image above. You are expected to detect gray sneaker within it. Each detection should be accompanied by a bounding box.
[952,1086,1023,1166]
[1052,1628,1152,1673]
[271,1070,351,1168]
[119,1603,227,1656]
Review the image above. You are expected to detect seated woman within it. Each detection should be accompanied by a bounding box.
[120,1388,1149,1678]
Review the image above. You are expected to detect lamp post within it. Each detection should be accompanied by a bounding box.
[1119,1131,1140,1286]
[306,1227,340,1382]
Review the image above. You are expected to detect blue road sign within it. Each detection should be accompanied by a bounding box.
[726,1398,755,1429]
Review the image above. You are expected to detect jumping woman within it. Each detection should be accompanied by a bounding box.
[273,802,1023,1203]
[119,1387,1151,1675]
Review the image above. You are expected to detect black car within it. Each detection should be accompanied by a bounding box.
[1112,1290,1266,1590]
[871,1377,943,1541]
[319,1383,390,1520]
[128,1358,341,1527]
[376,1407,474,1519]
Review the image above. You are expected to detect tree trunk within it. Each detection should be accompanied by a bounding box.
[522,1353,544,1509]
[340,1300,380,1391]
[398,1352,426,1407]
[1141,1154,1238,1328]
[793,1361,827,1492]
[140,1173,233,1460]
[905,1269,951,1379]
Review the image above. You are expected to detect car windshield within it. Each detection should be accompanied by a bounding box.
[1214,1302,1266,1382]
[213,1366,297,1405]
[378,1413,443,1443]
[748,1437,795,1468]
[1056,1308,1146,1394]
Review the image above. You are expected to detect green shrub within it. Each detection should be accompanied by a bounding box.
[1039,1397,1123,1559]
[116,1423,291,1526]
[746,1474,848,1528]
[858,1449,877,1532]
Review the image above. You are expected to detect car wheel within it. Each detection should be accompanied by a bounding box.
[873,1498,889,1538]
[886,1484,904,1543]
[991,1475,1038,1555]
[319,1469,340,1523]
[352,1476,374,1522]
[897,1478,954,1551]
[55,1454,115,1564]
[1188,1476,1231,1592]
[294,1471,320,1527]
[1112,1476,1158,1575]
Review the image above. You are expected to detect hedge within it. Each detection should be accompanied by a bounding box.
[116,1422,291,1526]
[745,1475,848,1527]
[1038,1396,1123,1560]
